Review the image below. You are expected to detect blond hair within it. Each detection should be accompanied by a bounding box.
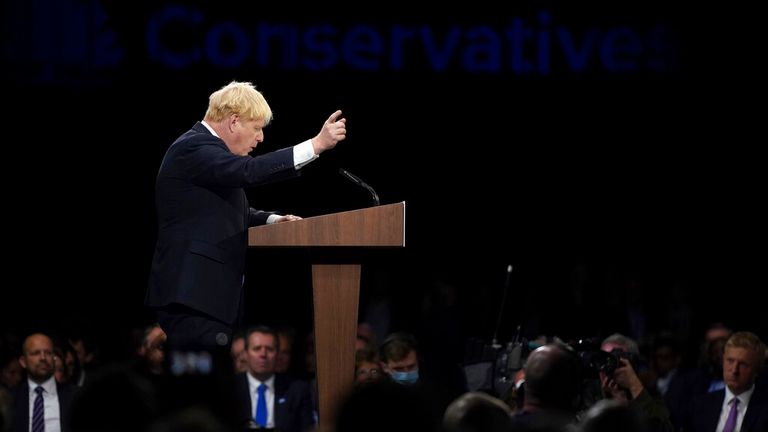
[726,331,766,372]
[204,81,273,124]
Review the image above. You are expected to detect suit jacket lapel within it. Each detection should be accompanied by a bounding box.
[15,381,30,432]
[273,374,288,428]
[742,388,766,432]
[237,374,253,423]
[707,391,726,432]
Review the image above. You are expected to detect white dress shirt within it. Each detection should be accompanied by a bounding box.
[247,374,276,428]
[716,385,754,432]
[201,120,318,224]
[27,377,61,432]
[200,120,317,169]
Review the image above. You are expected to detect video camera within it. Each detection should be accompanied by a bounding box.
[580,348,640,377]
[571,339,641,378]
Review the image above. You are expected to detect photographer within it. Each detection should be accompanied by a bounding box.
[599,334,674,432]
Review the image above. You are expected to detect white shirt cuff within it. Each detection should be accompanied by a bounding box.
[293,140,318,169]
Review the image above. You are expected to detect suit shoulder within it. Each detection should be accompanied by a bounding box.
[693,388,724,408]
[57,382,79,397]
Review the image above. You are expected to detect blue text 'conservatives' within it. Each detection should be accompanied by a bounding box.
[147,6,678,74]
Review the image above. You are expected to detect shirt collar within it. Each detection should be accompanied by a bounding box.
[247,372,275,392]
[201,120,220,138]
[28,376,57,396]
[725,384,754,407]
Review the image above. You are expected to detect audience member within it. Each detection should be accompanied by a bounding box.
[599,333,673,432]
[510,343,581,431]
[579,399,649,432]
[335,380,439,432]
[380,332,466,419]
[230,331,248,374]
[355,347,383,387]
[233,326,314,432]
[690,331,768,432]
[275,327,296,375]
[443,391,512,432]
[13,333,78,432]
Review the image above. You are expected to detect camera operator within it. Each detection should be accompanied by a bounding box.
[600,333,645,402]
[599,333,674,432]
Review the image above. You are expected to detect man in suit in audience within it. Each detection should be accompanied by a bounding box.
[234,326,314,432]
[691,331,768,432]
[13,333,78,432]
[666,323,733,430]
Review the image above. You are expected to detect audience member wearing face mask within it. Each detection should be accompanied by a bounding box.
[379,332,467,420]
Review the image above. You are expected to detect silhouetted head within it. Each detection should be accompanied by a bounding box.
[523,343,581,413]
[443,391,511,432]
[580,399,649,432]
[335,380,438,432]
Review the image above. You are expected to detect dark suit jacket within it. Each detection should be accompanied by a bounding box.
[146,122,299,324]
[12,380,77,432]
[691,386,768,432]
[665,367,718,431]
[234,373,314,432]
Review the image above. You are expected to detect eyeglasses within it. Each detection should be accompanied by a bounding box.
[356,368,380,377]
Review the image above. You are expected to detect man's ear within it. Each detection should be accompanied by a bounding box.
[18,355,27,370]
[229,114,240,131]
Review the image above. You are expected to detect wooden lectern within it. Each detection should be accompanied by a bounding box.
[248,201,405,431]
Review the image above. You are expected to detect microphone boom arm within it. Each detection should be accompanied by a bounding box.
[339,168,380,206]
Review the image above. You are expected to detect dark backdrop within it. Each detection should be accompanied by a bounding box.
[3,1,764,361]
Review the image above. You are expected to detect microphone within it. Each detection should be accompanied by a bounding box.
[492,264,514,348]
[339,168,380,206]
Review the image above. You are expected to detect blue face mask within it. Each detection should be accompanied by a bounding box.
[389,369,419,385]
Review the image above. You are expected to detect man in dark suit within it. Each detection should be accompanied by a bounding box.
[146,81,346,352]
[234,326,314,432]
[691,331,767,432]
[13,333,78,432]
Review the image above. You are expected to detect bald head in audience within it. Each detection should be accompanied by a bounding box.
[523,343,582,413]
[443,391,511,432]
